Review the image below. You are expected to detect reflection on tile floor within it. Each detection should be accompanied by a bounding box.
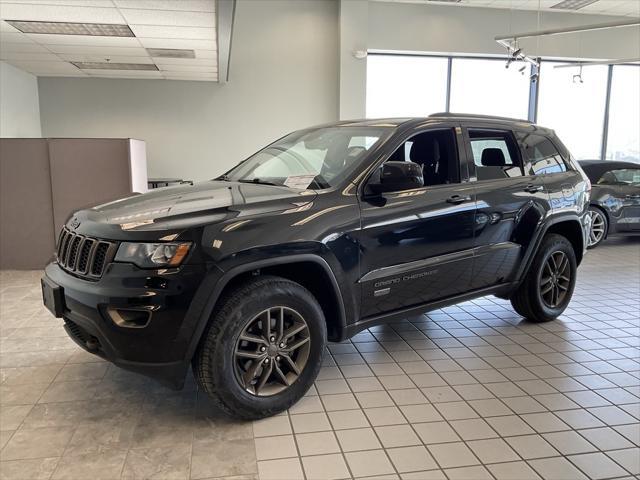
[1,238,639,480]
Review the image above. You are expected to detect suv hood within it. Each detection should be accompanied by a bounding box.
[74,181,316,237]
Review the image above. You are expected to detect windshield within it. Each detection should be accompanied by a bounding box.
[222,126,391,189]
[598,168,640,186]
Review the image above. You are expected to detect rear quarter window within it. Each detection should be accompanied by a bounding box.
[518,133,569,175]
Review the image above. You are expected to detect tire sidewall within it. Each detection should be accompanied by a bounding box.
[532,237,577,318]
[211,282,326,416]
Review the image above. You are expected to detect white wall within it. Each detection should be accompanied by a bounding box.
[0,61,42,137]
[38,0,339,182]
[340,0,640,118]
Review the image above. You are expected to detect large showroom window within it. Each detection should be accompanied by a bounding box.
[605,65,640,163]
[536,62,608,160]
[366,54,448,118]
[449,58,530,119]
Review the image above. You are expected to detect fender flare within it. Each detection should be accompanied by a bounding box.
[514,214,585,284]
[183,254,347,361]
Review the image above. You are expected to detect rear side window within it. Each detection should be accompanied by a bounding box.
[598,168,640,186]
[468,129,523,180]
[518,133,568,175]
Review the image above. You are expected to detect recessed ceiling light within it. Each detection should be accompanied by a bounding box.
[550,0,599,10]
[146,48,196,59]
[71,62,158,71]
[5,20,134,37]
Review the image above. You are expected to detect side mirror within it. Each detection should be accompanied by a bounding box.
[369,161,424,194]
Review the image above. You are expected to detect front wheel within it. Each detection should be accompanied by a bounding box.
[587,206,608,248]
[193,276,327,420]
[510,234,577,323]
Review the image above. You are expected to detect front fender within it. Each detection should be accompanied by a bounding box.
[178,251,348,362]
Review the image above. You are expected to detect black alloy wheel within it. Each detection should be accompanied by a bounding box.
[234,306,311,396]
[539,251,571,308]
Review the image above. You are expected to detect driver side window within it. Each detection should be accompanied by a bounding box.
[387,129,460,187]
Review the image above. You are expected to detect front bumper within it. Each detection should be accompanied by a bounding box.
[43,261,207,389]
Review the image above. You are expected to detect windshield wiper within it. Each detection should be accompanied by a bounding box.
[215,174,231,181]
[238,178,280,186]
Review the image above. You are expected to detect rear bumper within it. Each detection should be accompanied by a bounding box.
[43,261,207,389]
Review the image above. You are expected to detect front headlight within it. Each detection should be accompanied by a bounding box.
[114,242,191,268]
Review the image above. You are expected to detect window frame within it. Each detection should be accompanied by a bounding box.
[516,132,571,176]
[367,53,639,163]
[462,125,525,182]
[361,125,467,196]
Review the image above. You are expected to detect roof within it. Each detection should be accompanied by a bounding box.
[330,113,546,130]
[578,160,640,182]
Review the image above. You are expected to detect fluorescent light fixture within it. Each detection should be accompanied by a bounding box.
[6,20,134,37]
[428,0,462,2]
[71,62,158,71]
[146,48,196,59]
[550,0,599,10]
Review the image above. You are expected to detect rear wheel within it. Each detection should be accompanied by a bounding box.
[510,234,577,323]
[193,276,326,419]
[587,206,608,248]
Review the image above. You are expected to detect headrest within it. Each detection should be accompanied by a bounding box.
[481,148,506,167]
[410,139,439,166]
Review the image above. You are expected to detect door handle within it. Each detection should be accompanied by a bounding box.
[446,195,472,204]
[524,184,544,193]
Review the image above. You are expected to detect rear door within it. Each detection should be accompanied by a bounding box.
[463,125,548,290]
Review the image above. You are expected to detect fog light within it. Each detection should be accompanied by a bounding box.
[107,308,151,328]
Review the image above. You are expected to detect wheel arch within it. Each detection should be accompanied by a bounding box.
[515,215,585,286]
[184,254,347,361]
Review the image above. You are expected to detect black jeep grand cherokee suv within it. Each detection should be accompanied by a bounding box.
[42,114,591,419]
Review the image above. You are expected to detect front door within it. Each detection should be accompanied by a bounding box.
[356,126,476,319]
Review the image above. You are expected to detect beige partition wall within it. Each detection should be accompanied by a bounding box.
[0,139,56,269]
[0,138,147,270]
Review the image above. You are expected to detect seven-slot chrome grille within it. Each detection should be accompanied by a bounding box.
[56,228,116,279]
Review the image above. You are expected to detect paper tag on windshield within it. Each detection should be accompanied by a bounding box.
[284,174,317,190]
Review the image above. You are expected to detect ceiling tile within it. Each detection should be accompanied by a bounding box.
[130,25,215,40]
[0,3,125,23]
[82,68,163,77]
[158,64,217,72]
[164,75,217,82]
[193,49,216,59]
[25,33,141,46]
[118,9,214,27]
[138,37,216,50]
[3,1,115,7]
[0,19,19,32]
[5,59,81,72]
[154,57,217,65]
[0,31,34,43]
[57,53,152,63]
[113,1,215,12]
[0,51,59,61]
[46,44,147,56]
[0,41,49,53]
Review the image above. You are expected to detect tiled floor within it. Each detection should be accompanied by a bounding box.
[1,238,639,480]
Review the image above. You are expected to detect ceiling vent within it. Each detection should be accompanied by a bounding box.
[5,20,134,37]
[71,62,158,71]
[146,48,196,59]
[550,0,599,10]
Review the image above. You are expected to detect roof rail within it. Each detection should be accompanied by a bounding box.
[428,112,533,123]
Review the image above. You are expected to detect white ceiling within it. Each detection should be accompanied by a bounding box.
[0,0,218,81]
[379,0,640,17]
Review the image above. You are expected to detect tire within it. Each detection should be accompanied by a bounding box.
[510,234,577,323]
[587,206,608,249]
[193,275,326,420]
